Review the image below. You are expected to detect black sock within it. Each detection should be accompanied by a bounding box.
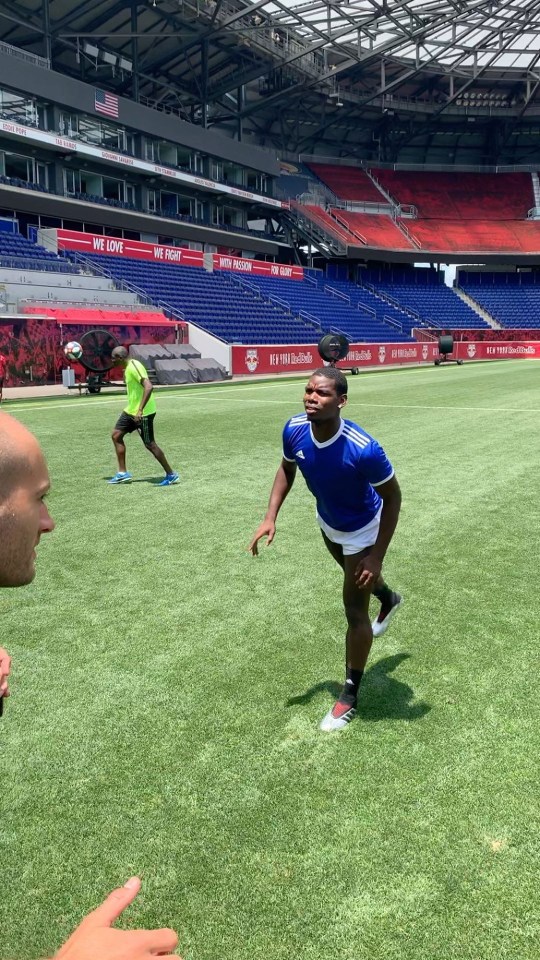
[343,668,364,703]
[372,582,394,606]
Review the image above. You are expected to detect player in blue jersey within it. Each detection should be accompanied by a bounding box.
[249,367,403,732]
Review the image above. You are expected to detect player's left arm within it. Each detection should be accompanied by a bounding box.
[355,475,402,588]
[135,378,153,420]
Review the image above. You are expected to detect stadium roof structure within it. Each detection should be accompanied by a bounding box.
[2,0,540,164]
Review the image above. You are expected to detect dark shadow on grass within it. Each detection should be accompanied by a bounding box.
[102,476,167,485]
[286,653,430,722]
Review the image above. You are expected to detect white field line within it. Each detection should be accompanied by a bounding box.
[4,361,534,415]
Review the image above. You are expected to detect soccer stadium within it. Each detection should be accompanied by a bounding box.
[1,2,539,958]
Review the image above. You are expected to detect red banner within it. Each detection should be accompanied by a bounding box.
[455,340,540,360]
[212,254,303,279]
[232,340,540,374]
[232,341,441,375]
[56,230,205,266]
[55,230,304,279]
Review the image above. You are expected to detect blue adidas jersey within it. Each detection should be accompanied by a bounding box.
[282,414,394,533]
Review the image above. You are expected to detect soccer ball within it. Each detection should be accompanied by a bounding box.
[64,341,83,362]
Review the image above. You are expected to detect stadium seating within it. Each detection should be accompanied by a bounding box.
[307,164,384,203]
[371,170,533,220]
[332,212,415,250]
[403,218,540,254]
[459,272,540,328]
[76,254,322,344]
[355,272,490,329]
[289,167,540,256]
[248,275,413,342]
[69,253,414,344]
[0,230,79,271]
[313,276,419,337]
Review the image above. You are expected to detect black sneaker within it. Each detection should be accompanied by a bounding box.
[372,592,404,638]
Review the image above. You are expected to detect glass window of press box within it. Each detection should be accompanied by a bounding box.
[1,150,49,188]
[63,166,132,203]
[0,89,272,195]
[0,89,49,129]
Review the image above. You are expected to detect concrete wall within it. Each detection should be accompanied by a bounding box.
[188,322,231,373]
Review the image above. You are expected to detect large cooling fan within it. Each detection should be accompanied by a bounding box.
[317,333,349,364]
[78,328,120,373]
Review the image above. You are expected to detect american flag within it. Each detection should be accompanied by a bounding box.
[94,89,119,118]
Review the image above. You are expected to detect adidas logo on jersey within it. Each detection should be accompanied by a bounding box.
[296,450,305,459]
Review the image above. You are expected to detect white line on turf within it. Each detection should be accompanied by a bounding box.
[8,396,540,415]
[4,360,533,414]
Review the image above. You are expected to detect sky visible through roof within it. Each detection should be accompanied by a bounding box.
[258,1,540,72]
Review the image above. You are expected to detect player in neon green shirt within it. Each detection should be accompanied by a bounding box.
[108,346,178,486]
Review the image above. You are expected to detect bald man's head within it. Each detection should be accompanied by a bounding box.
[0,413,55,587]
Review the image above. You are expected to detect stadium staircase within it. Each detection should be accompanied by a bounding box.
[452,288,500,328]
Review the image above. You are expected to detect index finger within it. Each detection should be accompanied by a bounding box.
[84,877,142,928]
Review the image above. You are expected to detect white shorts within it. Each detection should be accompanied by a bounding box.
[317,507,382,556]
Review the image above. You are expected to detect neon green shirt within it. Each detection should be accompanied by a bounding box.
[124,359,156,416]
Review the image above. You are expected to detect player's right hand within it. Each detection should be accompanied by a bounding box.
[248,519,276,556]
[54,877,180,960]
[0,646,11,697]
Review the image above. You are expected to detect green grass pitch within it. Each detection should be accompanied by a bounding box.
[1,360,539,960]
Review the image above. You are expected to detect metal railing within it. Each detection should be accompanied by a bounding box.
[360,279,423,323]
[390,216,422,249]
[228,274,261,298]
[268,294,291,314]
[334,200,393,216]
[324,284,350,304]
[383,314,402,332]
[412,327,439,341]
[0,40,50,68]
[330,211,367,244]
[63,249,152,305]
[298,310,323,331]
[289,205,348,256]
